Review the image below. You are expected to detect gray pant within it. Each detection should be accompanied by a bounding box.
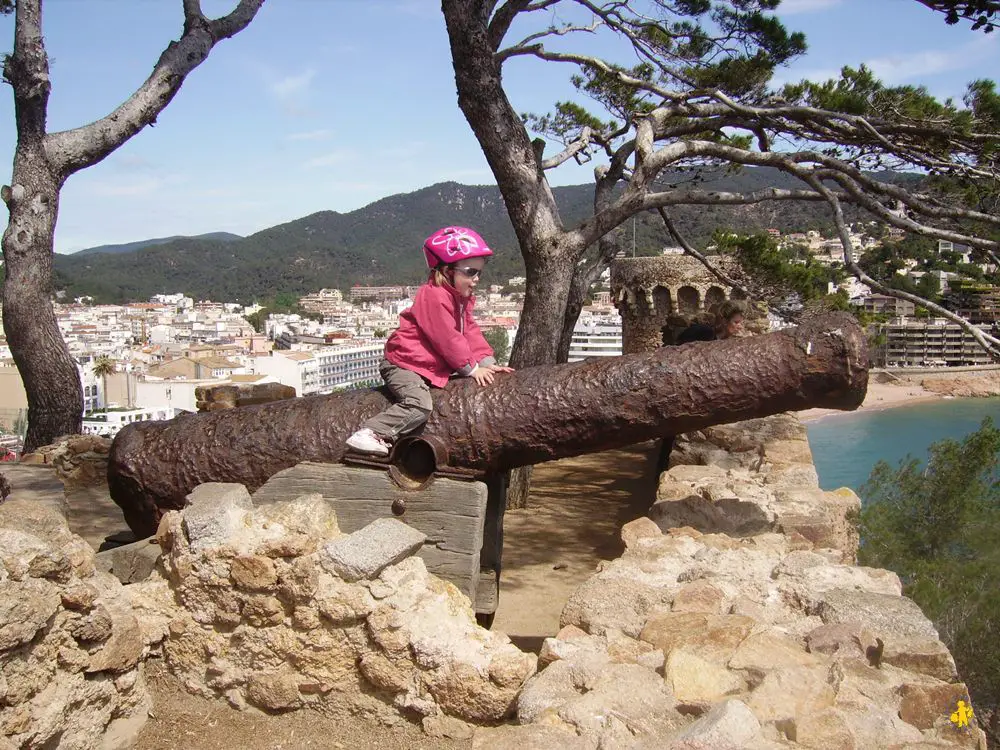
[364,360,433,439]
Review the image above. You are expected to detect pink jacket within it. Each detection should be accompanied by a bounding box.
[384,282,495,387]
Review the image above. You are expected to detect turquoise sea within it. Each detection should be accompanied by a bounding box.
[805,398,1000,495]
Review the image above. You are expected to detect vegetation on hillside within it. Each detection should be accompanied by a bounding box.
[52,170,913,305]
[858,420,1000,743]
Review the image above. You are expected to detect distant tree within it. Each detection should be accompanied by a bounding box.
[1,0,265,452]
[373,328,389,339]
[91,355,116,411]
[482,327,511,366]
[271,292,299,313]
[245,310,268,334]
[859,419,1000,744]
[915,0,1000,32]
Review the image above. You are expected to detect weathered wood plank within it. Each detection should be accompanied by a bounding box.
[251,463,487,602]
[475,574,498,614]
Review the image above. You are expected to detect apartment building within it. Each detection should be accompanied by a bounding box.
[567,312,624,362]
[81,406,174,438]
[857,294,916,317]
[884,318,994,367]
[251,341,384,395]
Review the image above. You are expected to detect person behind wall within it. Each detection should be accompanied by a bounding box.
[345,226,514,456]
[674,299,746,345]
[656,298,748,472]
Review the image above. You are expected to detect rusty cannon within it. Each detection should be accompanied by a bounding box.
[109,311,867,538]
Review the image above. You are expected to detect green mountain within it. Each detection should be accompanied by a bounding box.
[53,168,917,304]
[72,232,242,257]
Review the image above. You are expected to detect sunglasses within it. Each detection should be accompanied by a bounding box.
[453,266,483,279]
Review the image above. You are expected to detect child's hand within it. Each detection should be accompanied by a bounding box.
[472,367,496,386]
[486,365,515,373]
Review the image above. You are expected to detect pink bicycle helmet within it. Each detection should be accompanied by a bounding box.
[422,226,493,269]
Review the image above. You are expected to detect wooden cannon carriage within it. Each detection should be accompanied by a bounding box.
[107,312,868,626]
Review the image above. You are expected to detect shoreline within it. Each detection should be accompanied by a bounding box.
[796,382,946,424]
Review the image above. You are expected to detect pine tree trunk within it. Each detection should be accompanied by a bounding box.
[557,269,591,365]
[506,249,575,510]
[2,149,82,452]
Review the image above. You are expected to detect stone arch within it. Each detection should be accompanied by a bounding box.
[652,285,672,314]
[705,286,727,311]
[676,285,700,315]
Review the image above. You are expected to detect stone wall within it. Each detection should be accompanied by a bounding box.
[471,414,985,748]
[18,434,112,487]
[195,383,296,412]
[2,415,987,748]
[0,499,149,750]
[125,483,536,725]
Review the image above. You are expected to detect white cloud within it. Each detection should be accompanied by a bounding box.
[865,34,998,84]
[112,153,157,171]
[778,0,844,14]
[267,68,316,100]
[303,149,357,168]
[770,65,841,88]
[87,177,165,198]
[286,129,333,142]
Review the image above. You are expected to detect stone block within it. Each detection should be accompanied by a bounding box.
[85,604,143,673]
[805,622,876,658]
[319,518,425,582]
[672,699,761,746]
[256,493,340,540]
[621,517,661,548]
[728,631,823,676]
[182,483,253,551]
[788,707,858,749]
[746,665,836,723]
[230,555,278,591]
[898,682,970,730]
[246,670,302,711]
[561,575,672,638]
[95,538,161,584]
[816,588,939,640]
[665,649,745,703]
[639,612,755,662]
[423,714,475,740]
[0,578,60,650]
[671,580,726,614]
[649,494,774,537]
[881,637,958,682]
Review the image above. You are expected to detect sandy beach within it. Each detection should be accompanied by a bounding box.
[796,381,944,423]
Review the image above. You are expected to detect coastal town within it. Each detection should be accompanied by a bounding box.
[2,223,998,453]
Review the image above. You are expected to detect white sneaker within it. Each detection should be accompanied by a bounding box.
[345,428,391,456]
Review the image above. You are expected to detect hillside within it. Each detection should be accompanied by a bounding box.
[71,232,242,257]
[53,168,918,303]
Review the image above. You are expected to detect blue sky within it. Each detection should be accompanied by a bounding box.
[0,0,996,254]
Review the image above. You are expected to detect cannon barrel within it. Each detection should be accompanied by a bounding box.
[108,312,868,537]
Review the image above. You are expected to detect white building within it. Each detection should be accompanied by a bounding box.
[251,341,385,396]
[81,405,174,437]
[567,317,623,362]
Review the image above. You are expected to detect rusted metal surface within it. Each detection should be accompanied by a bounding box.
[108,312,868,537]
